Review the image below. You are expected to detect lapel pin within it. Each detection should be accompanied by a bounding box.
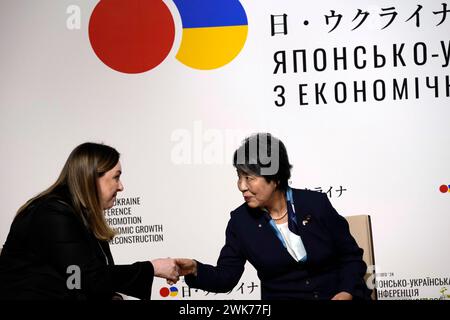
[302,215,312,226]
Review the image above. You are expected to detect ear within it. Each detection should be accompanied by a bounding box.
[274,180,281,189]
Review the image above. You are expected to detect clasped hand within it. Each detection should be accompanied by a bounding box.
[150,258,197,285]
[151,258,180,283]
[151,258,197,285]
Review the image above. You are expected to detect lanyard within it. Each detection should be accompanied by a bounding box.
[266,187,307,262]
[267,187,297,247]
[286,187,298,228]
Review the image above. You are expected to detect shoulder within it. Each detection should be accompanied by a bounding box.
[290,188,335,221]
[29,196,90,239]
[291,187,325,198]
[8,195,86,243]
[230,202,247,215]
[291,188,328,205]
[230,202,252,218]
[34,195,75,215]
[229,202,262,226]
[21,195,79,228]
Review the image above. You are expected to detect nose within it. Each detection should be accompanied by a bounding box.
[118,180,124,192]
[237,177,247,192]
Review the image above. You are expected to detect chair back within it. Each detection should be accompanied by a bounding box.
[345,215,377,300]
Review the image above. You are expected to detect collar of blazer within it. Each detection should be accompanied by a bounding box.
[290,189,334,243]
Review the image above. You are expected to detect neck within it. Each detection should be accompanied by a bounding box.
[265,190,286,216]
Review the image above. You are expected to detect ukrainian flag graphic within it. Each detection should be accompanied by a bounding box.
[173,0,248,70]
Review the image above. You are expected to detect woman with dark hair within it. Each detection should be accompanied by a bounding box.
[176,133,371,300]
[0,142,179,300]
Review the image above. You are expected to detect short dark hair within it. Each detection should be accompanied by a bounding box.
[233,133,292,191]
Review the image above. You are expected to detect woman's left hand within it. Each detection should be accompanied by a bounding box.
[331,291,353,300]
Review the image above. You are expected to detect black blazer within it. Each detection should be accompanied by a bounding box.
[0,191,153,300]
[185,189,371,300]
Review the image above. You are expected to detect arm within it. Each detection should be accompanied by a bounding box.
[318,194,369,300]
[182,215,246,293]
[30,200,154,300]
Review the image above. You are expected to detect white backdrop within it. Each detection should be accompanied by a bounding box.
[0,0,449,300]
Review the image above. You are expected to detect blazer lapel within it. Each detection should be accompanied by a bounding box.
[249,207,300,264]
[291,190,330,263]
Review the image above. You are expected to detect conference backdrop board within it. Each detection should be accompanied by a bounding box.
[0,0,449,300]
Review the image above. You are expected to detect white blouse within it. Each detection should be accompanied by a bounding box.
[275,222,307,262]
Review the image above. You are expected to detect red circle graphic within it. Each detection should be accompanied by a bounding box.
[159,287,170,297]
[439,185,449,193]
[89,0,175,73]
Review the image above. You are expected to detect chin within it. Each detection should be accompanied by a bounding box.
[246,201,258,208]
[103,202,114,210]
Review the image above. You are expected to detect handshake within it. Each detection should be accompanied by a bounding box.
[151,258,197,284]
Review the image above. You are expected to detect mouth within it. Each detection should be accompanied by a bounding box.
[244,196,252,202]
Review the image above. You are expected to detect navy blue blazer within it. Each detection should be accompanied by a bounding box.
[185,189,371,300]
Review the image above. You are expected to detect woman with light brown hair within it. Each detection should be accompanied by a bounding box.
[0,142,178,300]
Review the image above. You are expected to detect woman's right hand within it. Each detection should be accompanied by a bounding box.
[151,258,180,283]
[165,258,197,285]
